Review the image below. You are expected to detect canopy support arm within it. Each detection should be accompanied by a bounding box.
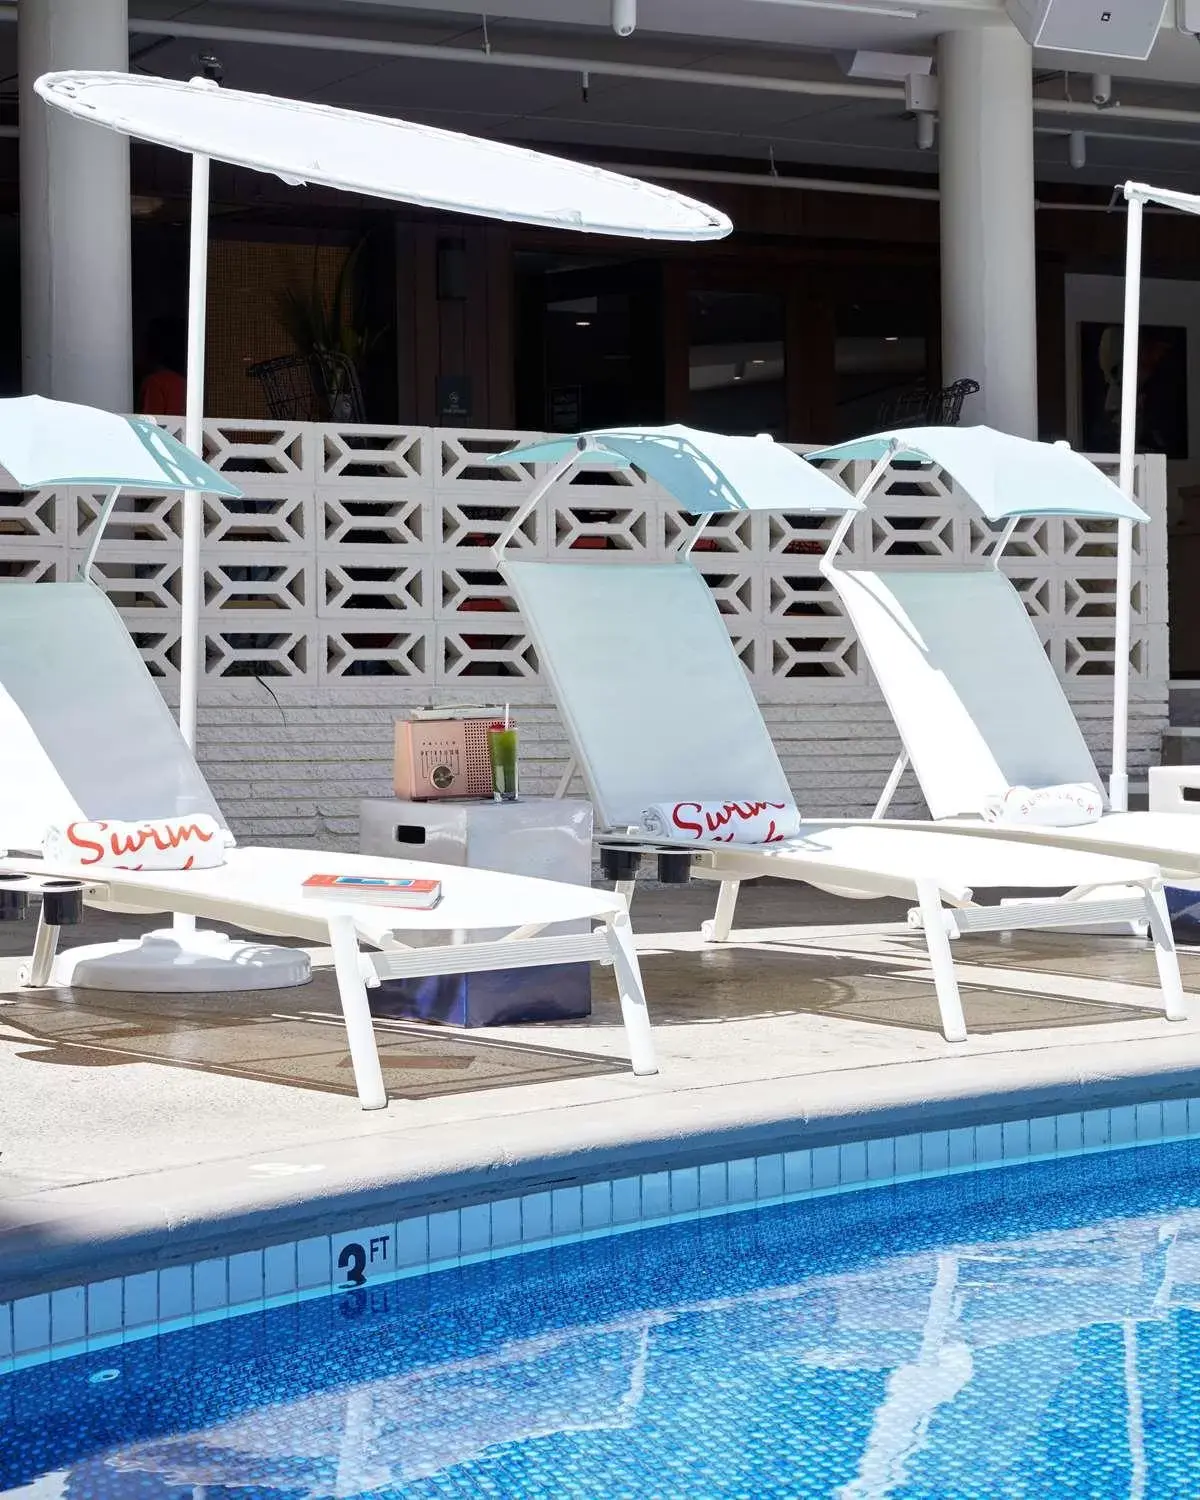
[990,517,1019,569]
[492,449,584,565]
[79,486,121,582]
[820,443,897,575]
[678,513,710,560]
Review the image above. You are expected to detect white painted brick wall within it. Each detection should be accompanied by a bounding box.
[188,684,1166,850]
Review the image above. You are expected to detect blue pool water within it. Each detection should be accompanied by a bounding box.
[7,1140,1200,1498]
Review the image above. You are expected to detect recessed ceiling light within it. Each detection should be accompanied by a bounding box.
[576,318,591,327]
[751,358,765,365]
[884,336,899,343]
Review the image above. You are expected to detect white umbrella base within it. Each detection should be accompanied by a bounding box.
[49,929,312,993]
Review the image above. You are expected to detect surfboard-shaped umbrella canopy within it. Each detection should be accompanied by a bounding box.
[807,425,1149,524]
[496,425,861,514]
[0,395,241,496]
[34,71,733,241]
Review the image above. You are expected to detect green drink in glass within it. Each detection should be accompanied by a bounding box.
[488,721,519,802]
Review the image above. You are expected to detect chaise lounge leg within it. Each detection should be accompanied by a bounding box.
[916,879,969,1044]
[19,910,61,988]
[702,879,741,944]
[327,913,389,1110]
[1145,884,1188,1022]
[603,910,658,1077]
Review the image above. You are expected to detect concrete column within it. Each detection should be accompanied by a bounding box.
[937,26,1038,437]
[19,0,132,409]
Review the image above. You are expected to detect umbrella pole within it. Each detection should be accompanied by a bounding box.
[176,148,211,939]
[1112,190,1144,814]
[180,148,210,754]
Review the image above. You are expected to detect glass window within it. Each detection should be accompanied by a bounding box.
[834,298,929,441]
[687,290,786,437]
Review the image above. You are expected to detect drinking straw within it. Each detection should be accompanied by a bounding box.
[504,703,510,728]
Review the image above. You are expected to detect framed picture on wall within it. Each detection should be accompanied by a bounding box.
[1079,321,1188,459]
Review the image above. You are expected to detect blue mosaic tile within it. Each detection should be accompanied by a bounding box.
[611,1177,642,1225]
[263,1241,298,1298]
[458,1204,492,1258]
[783,1149,812,1194]
[85,1281,122,1338]
[49,1288,85,1347]
[727,1157,757,1205]
[698,1161,728,1209]
[974,1122,1004,1166]
[581,1180,613,1230]
[920,1131,950,1175]
[121,1274,157,1331]
[427,1209,462,1262]
[1002,1119,1030,1161]
[157,1266,192,1323]
[838,1140,869,1187]
[755,1153,784,1200]
[487,1200,521,1252]
[550,1187,583,1238]
[1027,1116,1057,1158]
[10,1137,1200,1498]
[811,1145,839,1190]
[669,1166,700,1215]
[12,1297,48,1357]
[519,1193,552,1245]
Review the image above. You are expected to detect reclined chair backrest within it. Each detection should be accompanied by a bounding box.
[826,565,1103,819]
[0,581,228,851]
[504,559,792,829]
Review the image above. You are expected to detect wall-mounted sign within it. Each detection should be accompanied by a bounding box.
[548,385,582,432]
[437,375,472,421]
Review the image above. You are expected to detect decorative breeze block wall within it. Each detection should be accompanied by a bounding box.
[0,422,1169,849]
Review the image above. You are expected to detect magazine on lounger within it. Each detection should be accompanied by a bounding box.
[301,873,443,909]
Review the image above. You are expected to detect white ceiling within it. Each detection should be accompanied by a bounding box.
[6,0,1200,192]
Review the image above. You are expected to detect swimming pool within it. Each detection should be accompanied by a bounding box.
[5,1137,1200,1498]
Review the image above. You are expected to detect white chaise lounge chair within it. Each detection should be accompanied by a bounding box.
[0,580,657,1108]
[502,552,1186,1039]
[825,557,1200,882]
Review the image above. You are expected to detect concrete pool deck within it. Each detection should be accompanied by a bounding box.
[4,880,1200,1298]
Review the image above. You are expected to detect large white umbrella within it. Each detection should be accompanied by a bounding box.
[35,69,732,754]
[31,70,730,987]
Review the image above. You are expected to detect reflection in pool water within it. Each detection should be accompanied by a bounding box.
[7,1139,1200,1497]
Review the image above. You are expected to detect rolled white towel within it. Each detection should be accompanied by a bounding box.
[43,815,227,870]
[981,784,1103,828]
[640,800,801,844]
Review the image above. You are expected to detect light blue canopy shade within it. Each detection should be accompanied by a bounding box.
[492,424,861,515]
[0,395,243,497]
[805,424,1149,524]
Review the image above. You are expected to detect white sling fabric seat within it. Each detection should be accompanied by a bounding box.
[501,556,1185,1041]
[827,563,1200,881]
[0,581,657,1107]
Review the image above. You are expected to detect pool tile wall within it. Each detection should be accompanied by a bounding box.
[4,1095,1200,1375]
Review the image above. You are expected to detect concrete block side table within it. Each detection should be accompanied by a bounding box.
[358,797,595,1027]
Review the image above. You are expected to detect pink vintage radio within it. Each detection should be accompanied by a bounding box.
[393,707,504,800]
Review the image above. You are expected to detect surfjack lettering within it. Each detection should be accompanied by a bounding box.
[44,815,227,871]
